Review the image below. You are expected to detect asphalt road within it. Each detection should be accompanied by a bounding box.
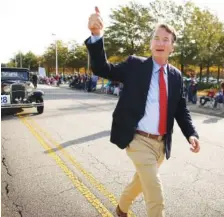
[1,84,224,217]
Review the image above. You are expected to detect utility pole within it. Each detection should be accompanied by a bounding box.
[52,33,58,75]
[20,52,22,68]
[14,53,17,67]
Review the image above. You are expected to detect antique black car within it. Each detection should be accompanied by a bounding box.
[1,67,44,114]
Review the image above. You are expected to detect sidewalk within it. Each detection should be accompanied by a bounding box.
[187,103,224,118]
[59,84,224,118]
[95,87,224,118]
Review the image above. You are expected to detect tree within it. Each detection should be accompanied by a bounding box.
[1,63,7,67]
[148,0,185,27]
[104,2,154,57]
[43,40,69,73]
[66,44,88,72]
[66,40,79,72]
[188,8,223,82]
[9,52,25,68]
[214,34,224,82]
[57,41,69,73]
[43,44,56,70]
[22,52,39,70]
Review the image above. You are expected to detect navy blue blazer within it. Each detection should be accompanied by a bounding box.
[85,37,199,159]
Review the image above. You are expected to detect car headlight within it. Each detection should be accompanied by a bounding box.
[26,86,33,93]
[3,85,11,93]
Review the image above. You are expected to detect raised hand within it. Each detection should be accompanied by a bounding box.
[88,6,104,36]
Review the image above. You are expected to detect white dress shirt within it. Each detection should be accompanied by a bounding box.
[137,59,168,135]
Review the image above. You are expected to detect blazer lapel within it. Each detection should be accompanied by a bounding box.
[142,57,153,94]
[167,64,175,116]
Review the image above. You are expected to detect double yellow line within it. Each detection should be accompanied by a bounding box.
[19,115,136,217]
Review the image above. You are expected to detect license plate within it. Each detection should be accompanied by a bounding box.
[1,95,11,104]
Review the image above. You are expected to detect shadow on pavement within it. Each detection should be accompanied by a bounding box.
[203,117,223,124]
[41,87,117,101]
[44,130,110,154]
[57,101,116,112]
[1,108,34,121]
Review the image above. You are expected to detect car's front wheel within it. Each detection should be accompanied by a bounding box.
[36,96,44,114]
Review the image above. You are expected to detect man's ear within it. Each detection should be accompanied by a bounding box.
[170,45,174,54]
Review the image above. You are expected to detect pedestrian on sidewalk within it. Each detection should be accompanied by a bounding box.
[191,80,198,104]
[213,81,224,109]
[85,7,200,217]
[32,72,38,88]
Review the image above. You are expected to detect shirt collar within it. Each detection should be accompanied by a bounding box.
[152,58,168,74]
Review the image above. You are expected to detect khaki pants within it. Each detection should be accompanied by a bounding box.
[119,134,165,217]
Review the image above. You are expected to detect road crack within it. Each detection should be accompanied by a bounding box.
[2,156,12,177]
[2,155,24,217]
[58,187,75,195]
[13,203,23,217]
[5,183,9,194]
[3,180,24,217]
[87,152,114,173]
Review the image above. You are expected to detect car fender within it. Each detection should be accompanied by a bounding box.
[32,90,45,98]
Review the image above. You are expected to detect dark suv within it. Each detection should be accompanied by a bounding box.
[1,67,44,114]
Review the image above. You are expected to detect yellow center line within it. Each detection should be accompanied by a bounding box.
[26,117,136,217]
[19,116,113,217]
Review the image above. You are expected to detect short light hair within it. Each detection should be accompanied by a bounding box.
[153,23,177,43]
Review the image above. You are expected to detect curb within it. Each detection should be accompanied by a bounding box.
[188,105,224,118]
[61,86,224,118]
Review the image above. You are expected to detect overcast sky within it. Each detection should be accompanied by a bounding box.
[1,0,223,62]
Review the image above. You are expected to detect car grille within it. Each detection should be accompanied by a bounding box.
[11,84,25,102]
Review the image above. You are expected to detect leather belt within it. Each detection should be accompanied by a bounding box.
[136,130,164,141]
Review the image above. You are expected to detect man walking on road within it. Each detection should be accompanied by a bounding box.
[85,7,200,217]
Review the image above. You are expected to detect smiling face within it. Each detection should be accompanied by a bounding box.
[150,26,175,64]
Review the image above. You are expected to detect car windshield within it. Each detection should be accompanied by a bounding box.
[1,71,29,80]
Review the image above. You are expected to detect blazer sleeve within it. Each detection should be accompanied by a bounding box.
[174,76,199,141]
[84,37,131,83]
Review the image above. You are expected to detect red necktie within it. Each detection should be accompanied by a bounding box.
[158,67,167,135]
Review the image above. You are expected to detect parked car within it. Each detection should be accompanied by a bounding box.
[1,67,44,114]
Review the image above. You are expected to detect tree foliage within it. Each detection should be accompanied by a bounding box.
[5,0,224,80]
[104,2,154,57]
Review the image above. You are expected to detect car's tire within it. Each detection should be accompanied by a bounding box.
[36,96,44,114]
